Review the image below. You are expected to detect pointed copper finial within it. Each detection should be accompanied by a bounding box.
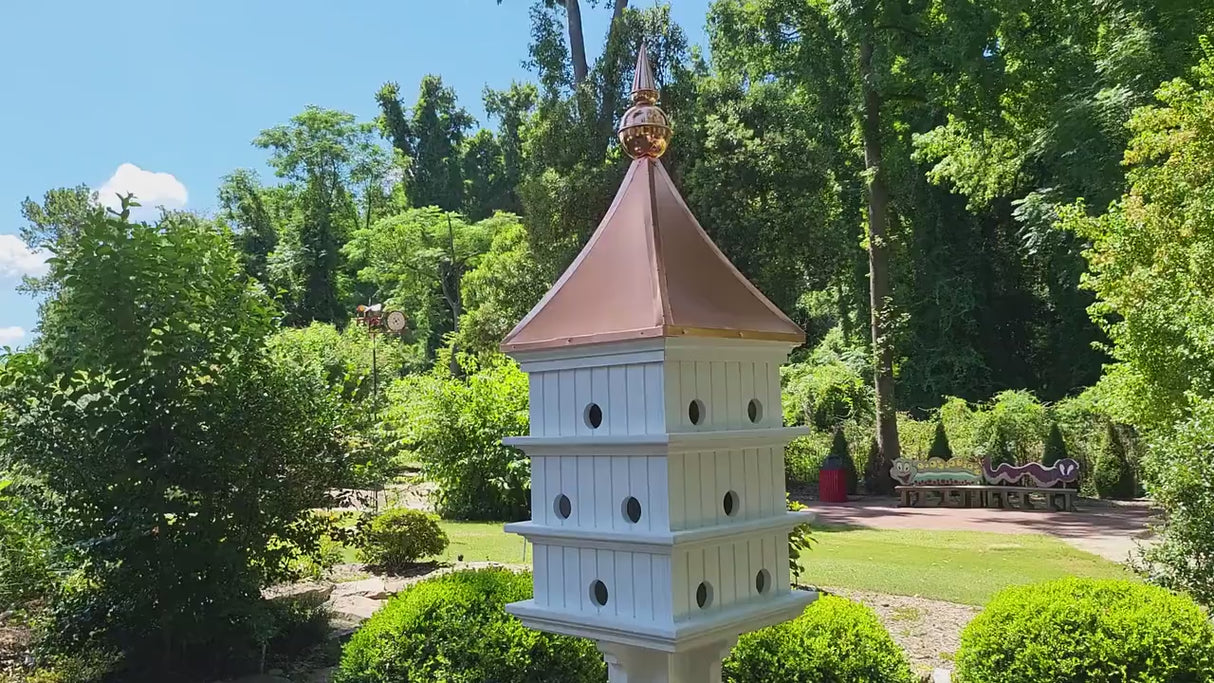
[618,42,671,159]
[631,43,659,105]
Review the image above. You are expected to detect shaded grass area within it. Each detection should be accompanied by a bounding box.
[799,526,1133,605]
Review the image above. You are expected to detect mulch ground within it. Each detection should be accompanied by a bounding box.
[825,587,976,676]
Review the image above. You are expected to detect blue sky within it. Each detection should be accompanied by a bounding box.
[0,0,712,347]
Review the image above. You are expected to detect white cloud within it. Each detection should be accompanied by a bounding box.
[95,163,188,215]
[0,234,50,279]
[0,326,26,345]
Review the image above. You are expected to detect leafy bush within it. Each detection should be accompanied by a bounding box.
[354,508,449,571]
[787,497,816,585]
[783,357,872,430]
[0,207,348,674]
[1042,423,1068,466]
[21,649,122,683]
[269,322,422,402]
[0,477,58,611]
[971,390,1048,464]
[454,221,551,356]
[1139,398,1214,606]
[831,429,858,495]
[785,435,828,485]
[954,578,1214,683]
[1094,423,1136,499]
[335,568,604,683]
[1051,392,1111,496]
[723,594,915,683]
[270,323,423,488]
[386,353,530,520]
[256,591,332,665]
[928,421,953,460]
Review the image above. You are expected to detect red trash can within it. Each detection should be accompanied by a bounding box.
[818,454,848,503]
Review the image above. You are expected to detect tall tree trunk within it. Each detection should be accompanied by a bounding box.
[598,0,631,141]
[611,0,627,24]
[859,36,901,485]
[443,214,464,376]
[565,0,589,85]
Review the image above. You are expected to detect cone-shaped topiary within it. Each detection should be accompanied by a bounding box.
[831,428,858,495]
[1042,423,1068,466]
[1094,423,1136,499]
[928,421,953,461]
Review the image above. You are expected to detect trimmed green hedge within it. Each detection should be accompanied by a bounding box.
[354,507,448,571]
[724,594,915,683]
[955,578,1214,683]
[334,568,604,683]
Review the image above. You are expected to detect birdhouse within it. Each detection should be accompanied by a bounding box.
[501,45,815,682]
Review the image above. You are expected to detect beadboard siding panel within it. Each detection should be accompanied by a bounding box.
[528,362,667,438]
[534,455,669,531]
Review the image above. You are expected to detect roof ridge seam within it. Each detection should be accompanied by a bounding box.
[647,159,673,328]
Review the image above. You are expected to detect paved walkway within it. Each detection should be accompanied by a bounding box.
[802,497,1156,563]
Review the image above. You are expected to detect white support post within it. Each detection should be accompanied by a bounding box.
[598,639,738,683]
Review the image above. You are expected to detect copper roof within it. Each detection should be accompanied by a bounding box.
[499,45,805,354]
[500,158,805,352]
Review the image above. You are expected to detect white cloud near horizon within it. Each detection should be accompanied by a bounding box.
[0,326,26,345]
[95,163,188,215]
[0,234,50,279]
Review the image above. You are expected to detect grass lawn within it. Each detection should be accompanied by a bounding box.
[333,517,1132,606]
[436,521,530,564]
[800,526,1133,605]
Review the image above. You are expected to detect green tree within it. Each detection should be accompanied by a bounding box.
[345,208,500,362]
[16,185,102,296]
[928,421,953,461]
[495,0,631,91]
[1058,44,1214,590]
[912,0,1214,401]
[461,129,509,221]
[454,220,550,356]
[255,106,383,324]
[1061,42,1214,431]
[0,202,347,672]
[515,4,693,277]
[377,76,474,212]
[217,168,279,285]
[705,0,917,468]
[483,82,538,215]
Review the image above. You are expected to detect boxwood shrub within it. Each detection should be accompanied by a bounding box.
[724,594,915,683]
[955,578,1214,683]
[334,568,605,683]
[354,507,449,571]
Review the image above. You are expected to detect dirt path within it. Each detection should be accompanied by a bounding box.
[826,587,977,677]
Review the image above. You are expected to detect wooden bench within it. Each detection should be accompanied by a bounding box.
[897,485,1077,512]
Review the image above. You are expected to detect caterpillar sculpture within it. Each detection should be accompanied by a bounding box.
[981,457,1080,487]
[890,456,1081,487]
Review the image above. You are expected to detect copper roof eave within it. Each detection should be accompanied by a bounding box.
[500,325,806,353]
